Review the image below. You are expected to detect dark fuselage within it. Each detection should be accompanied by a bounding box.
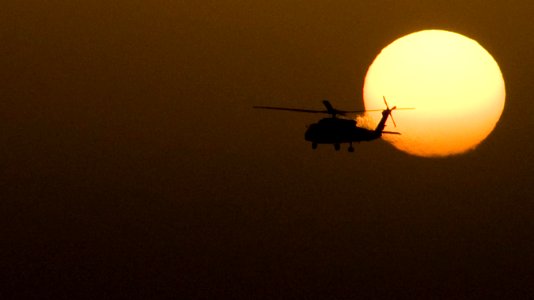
[304,117,381,144]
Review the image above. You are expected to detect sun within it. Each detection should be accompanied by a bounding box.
[363,30,505,157]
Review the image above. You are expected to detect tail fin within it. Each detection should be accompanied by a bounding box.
[374,109,393,135]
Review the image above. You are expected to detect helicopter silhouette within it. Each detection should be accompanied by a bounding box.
[254,97,413,152]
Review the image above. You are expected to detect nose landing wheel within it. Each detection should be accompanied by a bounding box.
[348,143,354,153]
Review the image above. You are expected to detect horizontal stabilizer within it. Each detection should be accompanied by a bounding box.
[382,131,401,135]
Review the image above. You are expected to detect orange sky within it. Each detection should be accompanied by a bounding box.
[1,1,533,298]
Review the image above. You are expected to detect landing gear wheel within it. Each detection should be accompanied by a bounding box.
[348,146,354,153]
[334,143,340,151]
[312,142,317,150]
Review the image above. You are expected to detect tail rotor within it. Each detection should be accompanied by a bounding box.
[383,96,397,127]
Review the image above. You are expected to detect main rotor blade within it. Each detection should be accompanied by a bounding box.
[254,105,397,114]
[253,106,328,113]
[381,96,416,110]
[253,106,371,114]
[339,109,370,113]
[360,109,384,112]
[348,108,415,113]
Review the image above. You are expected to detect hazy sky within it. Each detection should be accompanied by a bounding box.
[1,1,533,298]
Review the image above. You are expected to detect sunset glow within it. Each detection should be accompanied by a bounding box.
[363,30,506,157]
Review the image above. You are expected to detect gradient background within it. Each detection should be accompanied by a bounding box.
[1,1,533,298]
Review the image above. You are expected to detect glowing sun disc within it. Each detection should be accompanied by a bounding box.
[363,30,505,157]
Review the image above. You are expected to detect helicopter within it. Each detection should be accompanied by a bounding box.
[254,97,413,152]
